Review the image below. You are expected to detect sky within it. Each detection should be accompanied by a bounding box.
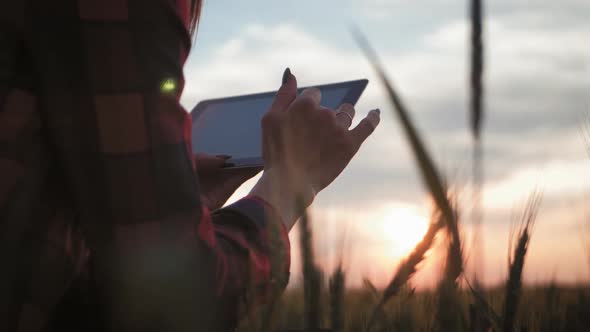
[180,0,590,288]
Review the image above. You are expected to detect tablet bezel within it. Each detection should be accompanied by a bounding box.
[190,79,368,168]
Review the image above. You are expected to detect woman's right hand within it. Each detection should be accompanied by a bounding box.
[250,69,380,229]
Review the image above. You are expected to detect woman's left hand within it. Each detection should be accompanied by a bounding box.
[195,154,262,210]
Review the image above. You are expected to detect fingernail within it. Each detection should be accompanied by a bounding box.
[223,162,235,168]
[216,154,232,160]
[374,108,381,115]
[282,67,291,85]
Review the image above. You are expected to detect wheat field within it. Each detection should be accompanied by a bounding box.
[234,1,590,331]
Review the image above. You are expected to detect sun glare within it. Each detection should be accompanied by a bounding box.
[380,206,430,256]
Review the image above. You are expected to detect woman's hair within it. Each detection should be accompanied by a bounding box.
[189,0,203,36]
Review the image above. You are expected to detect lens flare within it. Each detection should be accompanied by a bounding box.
[161,78,177,93]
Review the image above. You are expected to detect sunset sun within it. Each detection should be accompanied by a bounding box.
[380,206,430,256]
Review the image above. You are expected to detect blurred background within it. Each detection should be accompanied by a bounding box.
[180,0,590,289]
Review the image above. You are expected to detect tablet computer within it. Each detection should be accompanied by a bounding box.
[190,79,368,168]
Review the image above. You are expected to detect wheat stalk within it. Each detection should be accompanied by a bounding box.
[329,264,345,332]
[502,191,542,332]
[582,118,590,272]
[444,196,464,283]
[351,32,465,329]
[362,278,379,300]
[296,197,322,330]
[470,0,484,141]
[466,277,501,331]
[469,0,486,288]
[435,196,466,332]
[352,28,457,234]
[366,211,444,331]
[585,214,590,274]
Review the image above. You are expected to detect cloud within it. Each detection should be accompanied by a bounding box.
[355,0,590,23]
[182,9,589,201]
[484,158,590,210]
[182,23,370,105]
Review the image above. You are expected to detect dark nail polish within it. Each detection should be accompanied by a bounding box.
[216,154,232,160]
[374,108,381,115]
[282,67,291,85]
[223,162,235,168]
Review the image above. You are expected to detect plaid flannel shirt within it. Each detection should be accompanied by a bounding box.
[0,1,290,331]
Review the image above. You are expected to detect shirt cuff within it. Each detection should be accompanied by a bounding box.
[223,195,284,230]
[222,195,291,292]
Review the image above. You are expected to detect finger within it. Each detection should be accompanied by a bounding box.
[289,87,322,113]
[215,154,232,160]
[349,109,381,148]
[335,103,355,128]
[300,87,322,105]
[269,68,298,113]
[194,154,227,170]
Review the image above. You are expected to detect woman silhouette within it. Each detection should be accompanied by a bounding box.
[0,1,379,330]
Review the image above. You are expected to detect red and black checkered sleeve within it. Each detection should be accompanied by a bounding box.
[13,0,289,329]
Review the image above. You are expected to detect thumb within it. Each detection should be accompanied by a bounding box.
[269,68,298,112]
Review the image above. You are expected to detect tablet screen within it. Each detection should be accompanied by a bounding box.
[192,95,273,160]
[191,79,367,167]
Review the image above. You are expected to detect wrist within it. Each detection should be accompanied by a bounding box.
[249,169,315,230]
